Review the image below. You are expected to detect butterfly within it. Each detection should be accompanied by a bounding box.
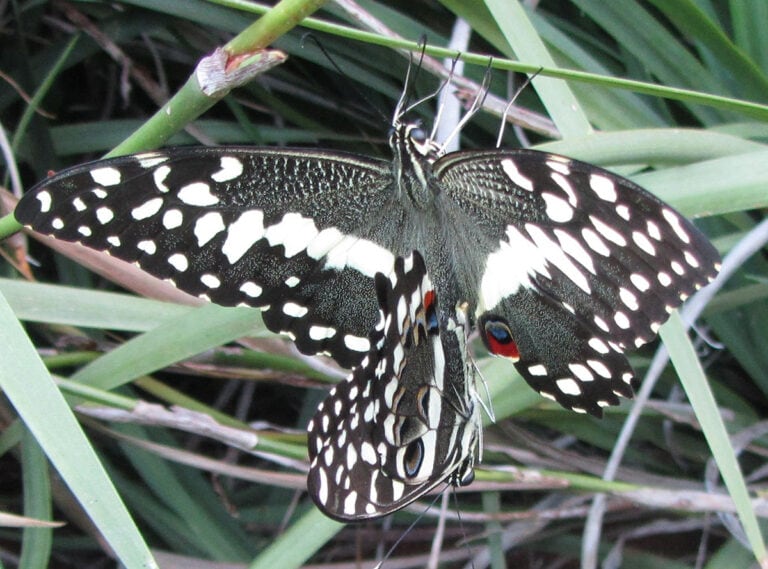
[14,76,720,518]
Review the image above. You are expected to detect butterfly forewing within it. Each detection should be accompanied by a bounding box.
[307,252,480,520]
[432,149,719,414]
[15,148,407,368]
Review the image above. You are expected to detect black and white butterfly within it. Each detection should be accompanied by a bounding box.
[14,74,720,518]
[307,251,480,520]
[14,99,719,414]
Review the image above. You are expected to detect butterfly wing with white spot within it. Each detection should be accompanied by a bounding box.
[307,252,480,521]
[15,148,409,368]
[435,149,720,415]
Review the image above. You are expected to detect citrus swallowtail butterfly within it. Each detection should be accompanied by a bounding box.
[307,251,480,520]
[15,83,720,519]
[14,107,720,416]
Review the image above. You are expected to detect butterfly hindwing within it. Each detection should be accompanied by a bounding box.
[307,252,480,520]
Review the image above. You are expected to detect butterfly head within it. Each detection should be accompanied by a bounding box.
[389,117,441,161]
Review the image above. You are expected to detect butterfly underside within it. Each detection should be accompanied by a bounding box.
[307,252,480,520]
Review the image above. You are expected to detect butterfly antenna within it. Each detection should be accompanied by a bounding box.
[393,54,415,125]
[401,41,455,118]
[393,38,428,125]
[430,55,461,142]
[495,67,541,148]
[440,59,493,151]
[301,33,390,125]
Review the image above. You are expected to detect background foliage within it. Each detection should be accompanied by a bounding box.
[1,1,767,568]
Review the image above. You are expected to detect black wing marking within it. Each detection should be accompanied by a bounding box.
[15,148,401,368]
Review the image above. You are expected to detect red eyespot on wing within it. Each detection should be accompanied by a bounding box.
[423,289,435,311]
[482,318,520,361]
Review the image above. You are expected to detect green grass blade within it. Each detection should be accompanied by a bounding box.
[0,290,158,568]
[71,303,266,390]
[484,0,592,137]
[0,279,193,331]
[19,430,52,569]
[248,507,343,569]
[662,313,767,564]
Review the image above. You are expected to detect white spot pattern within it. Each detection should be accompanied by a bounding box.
[551,172,578,206]
[528,364,547,376]
[632,231,656,256]
[569,363,594,382]
[137,240,156,254]
[630,273,651,292]
[162,209,183,229]
[581,227,611,256]
[168,253,189,272]
[153,165,171,193]
[222,210,265,264]
[178,182,218,206]
[619,287,639,311]
[90,167,122,186]
[309,325,336,340]
[542,192,574,222]
[36,191,52,213]
[283,302,309,318]
[194,211,226,247]
[96,206,114,224]
[616,204,630,220]
[200,274,221,289]
[211,156,244,182]
[614,311,630,329]
[265,212,319,257]
[589,174,617,202]
[556,378,582,396]
[589,215,626,246]
[588,338,610,354]
[239,281,262,298]
[343,335,370,352]
[501,158,533,191]
[662,208,690,243]
[131,197,163,220]
[646,220,662,240]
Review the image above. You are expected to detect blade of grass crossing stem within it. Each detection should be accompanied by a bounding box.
[483,0,593,138]
[662,313,767,564]
[0,290,158,568]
